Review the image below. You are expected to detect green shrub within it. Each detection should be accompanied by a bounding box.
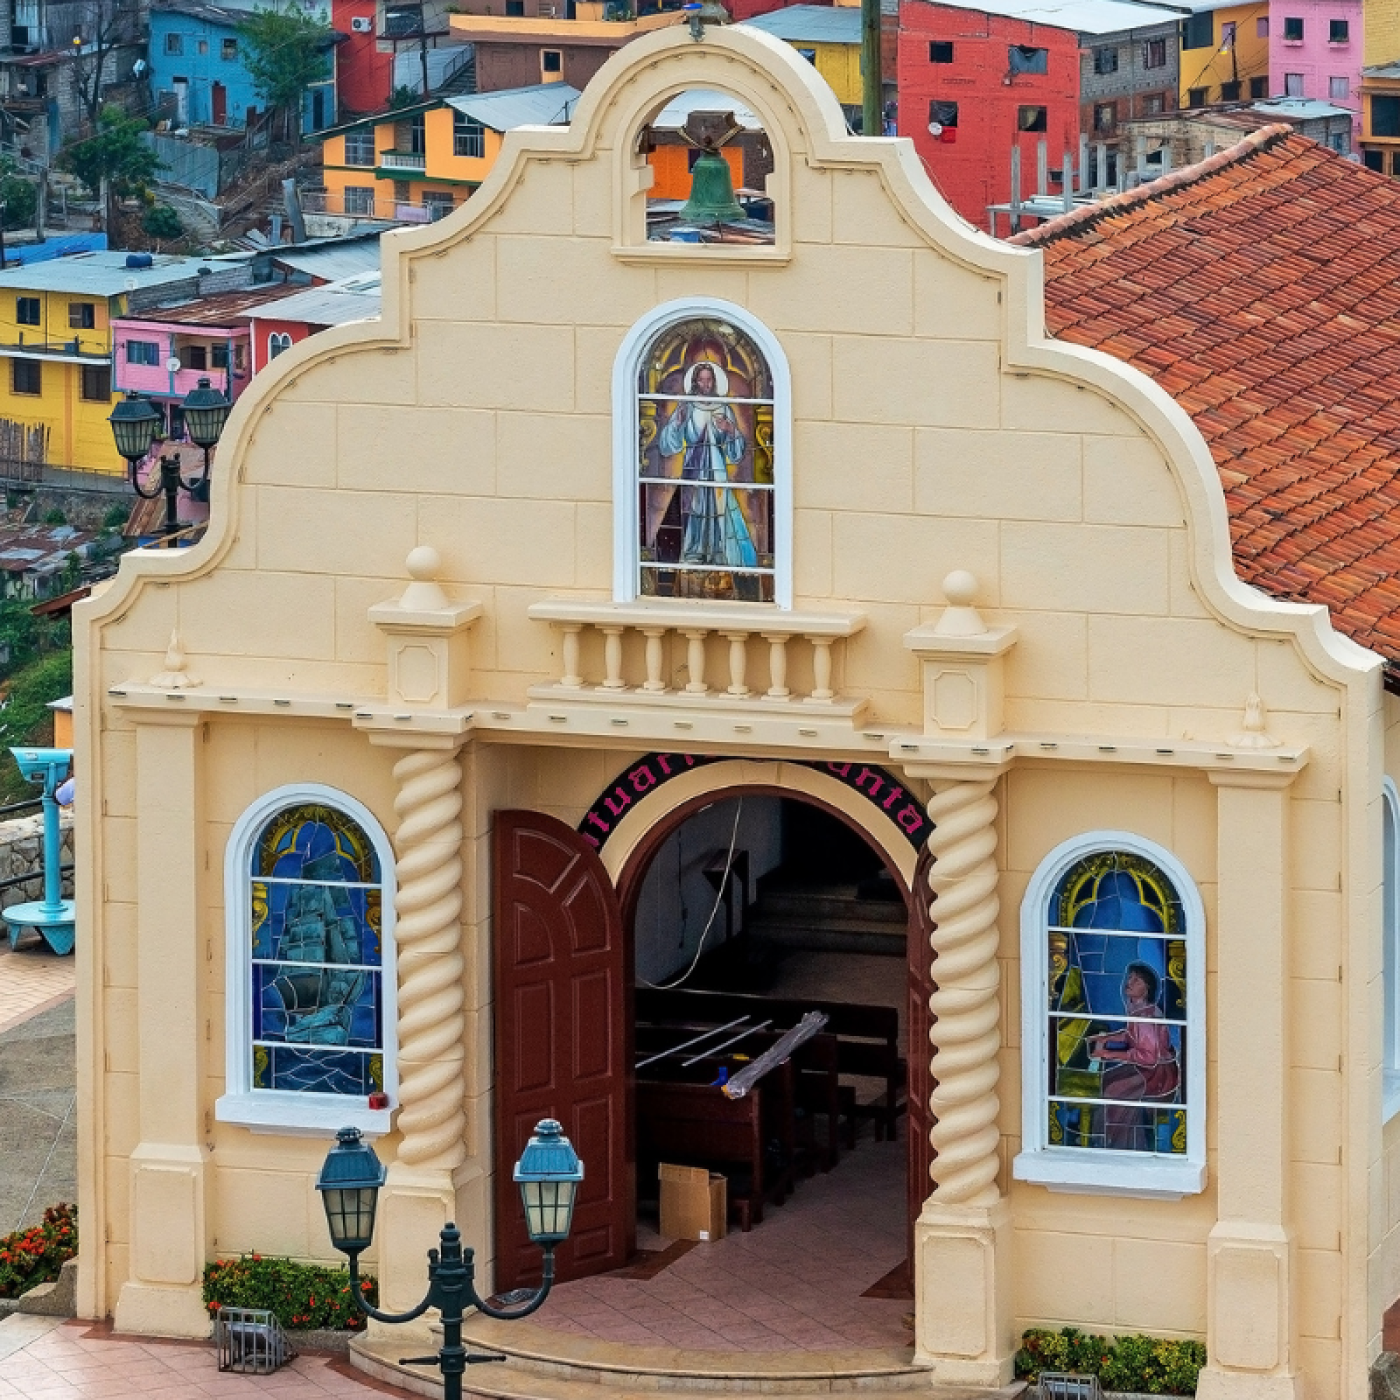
[202,1253,378,1331]
[0,1203,77,1299]
[1016,1327,1208,1395]
[142,205,183,240]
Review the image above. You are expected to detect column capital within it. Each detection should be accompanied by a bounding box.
[1208,767,1300,791]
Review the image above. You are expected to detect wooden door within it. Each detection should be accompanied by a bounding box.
[211,81,227,125]
[908,843,936,1259]
[493,811,632,1291]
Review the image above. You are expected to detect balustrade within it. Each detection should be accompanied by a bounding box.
[527,601,866,714]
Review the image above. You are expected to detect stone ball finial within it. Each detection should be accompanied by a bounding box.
[933,569,989,638]
[406,545,441,582]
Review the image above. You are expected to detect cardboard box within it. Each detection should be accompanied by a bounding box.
[658,1163,727,1242]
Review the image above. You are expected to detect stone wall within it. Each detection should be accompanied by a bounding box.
[0,808,74,905]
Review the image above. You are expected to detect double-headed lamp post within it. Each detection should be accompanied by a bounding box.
[107,376,232,538]
[315,1119,584,1400]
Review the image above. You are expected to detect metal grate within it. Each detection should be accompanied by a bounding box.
[214,1307,297,1374]
[1039,1374,1103,1400]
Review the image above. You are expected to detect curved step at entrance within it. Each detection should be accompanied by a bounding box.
[350,1320,1027,1398]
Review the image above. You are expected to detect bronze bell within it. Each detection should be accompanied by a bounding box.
[678,146,744,226]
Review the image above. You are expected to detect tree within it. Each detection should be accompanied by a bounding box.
[67,0,143,133]
[57,104,161,218]
[0,161,36,231]
[142,204,183,241]
[237,3,335,145]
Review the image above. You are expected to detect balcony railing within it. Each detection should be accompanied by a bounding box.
[527,600,868,716]
[379,150,427,170]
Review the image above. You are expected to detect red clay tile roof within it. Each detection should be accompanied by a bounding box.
[1010,126,1400,687]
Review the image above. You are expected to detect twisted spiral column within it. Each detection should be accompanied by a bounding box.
[925,778,1002,1207]
[391,745,467,1172]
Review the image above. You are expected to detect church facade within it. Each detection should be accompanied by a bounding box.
[71,23,1399,1400]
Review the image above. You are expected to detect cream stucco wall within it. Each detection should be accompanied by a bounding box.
[71,21,1390,1400]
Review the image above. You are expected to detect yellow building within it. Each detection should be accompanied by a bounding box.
[0,251,209,475]
[1361,61,1400,174]
[318,83,581,222]
[738,4,863,108]
[72,23,1400,1400]
[1178,0,1269,106]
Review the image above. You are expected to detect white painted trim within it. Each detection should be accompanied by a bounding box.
[1383,778,1400,1122]
[1013,829,1207,1198]
[611,296,793,611]
[215,782,399,1139]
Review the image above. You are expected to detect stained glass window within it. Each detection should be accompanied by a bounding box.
[636,316,775,603]
[248,803,386,1098]
[1045,851,1188,1156]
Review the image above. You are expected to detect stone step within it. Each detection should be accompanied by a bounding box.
[755,889,907,926]
[747,916,907,957]
[350,1320,1026,1399]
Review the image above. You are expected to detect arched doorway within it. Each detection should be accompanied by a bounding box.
[491,761,934,1344]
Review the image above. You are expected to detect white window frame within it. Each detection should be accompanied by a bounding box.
[611,297,793,609]
[1384,778,1400,1120]
[215,783,398,1137]
[268,331,292,360]
[1014,830,1207,1199]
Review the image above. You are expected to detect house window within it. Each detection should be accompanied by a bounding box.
[1093,46,1118,74]
[1376,96,1400,135]
[1014,835,1206,1197]
[197,38,208,54]
[1257,16,1269,36]
[180,344,207,371]
[423,191,455,220]
[929,40,953,62]
[11,359,40,395]
[620,301,790,607]
[164,31,183,53]
[1142,38,1165,68]
[1093,101,1116,133]
[214,787,397,1137]
[1220,20,1236,45]
[1182,12,1212,48]
[1330,75,1350,98]
[928,99,959,136]
[1330,129,1350,153]
[505,0,524,12]
[67,302,94,330]
[1283,16,1304,39]
[212,342,229,369]
[344,130,374,166]
[1393,150,1400,174]
[1187,85,1209,106]
[409,114,426,154]
[1385,780,1400,1118]
[15,297,39,326]
[125,339,159,365]
[1250,75,1269,97]
[343,186,376,215]
[222,36,238,58]
[1017,105,1048,131]
[1285,72,1305,96]
[796,46,816,63]
[80,366,111,401]
[268,331,293,359]
[1008,44,1048,74]
[1143,92,1165,114]
[1364,148,1384,170]
[453,111,485,156]
[1219,80,1241,100]
[541,48,562,73]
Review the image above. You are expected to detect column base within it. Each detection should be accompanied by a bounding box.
[114,1281,212,1338]
[369,1163,458,1343]
[1195,1369,1303,1400]
[913,1197,1014,1385]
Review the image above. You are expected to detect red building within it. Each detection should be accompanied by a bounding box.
[332,0,393,116]
[899,0,1081,226]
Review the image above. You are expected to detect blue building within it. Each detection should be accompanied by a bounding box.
[149,1,336,135]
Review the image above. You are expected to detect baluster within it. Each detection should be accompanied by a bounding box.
[684,630,709,695]
[810,636,834,702]
[560,624,584,689]
[725,633,750,697]
[763,634,790,700]
[601,626,626,690]
[642,627,668,692]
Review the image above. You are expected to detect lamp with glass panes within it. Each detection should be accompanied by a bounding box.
[316,1119,582,1399]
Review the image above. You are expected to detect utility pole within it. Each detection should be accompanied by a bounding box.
[861,0,880,136]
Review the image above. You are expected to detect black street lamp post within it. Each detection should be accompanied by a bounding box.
[107,377,232,537]
[316,1119,583,1400]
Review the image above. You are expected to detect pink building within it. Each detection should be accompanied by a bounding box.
[1270,0,1362,128]
[111,287,305,438]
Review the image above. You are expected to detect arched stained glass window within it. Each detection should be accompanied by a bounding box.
[218,786,397,1137]
[1016,833,1205,1197]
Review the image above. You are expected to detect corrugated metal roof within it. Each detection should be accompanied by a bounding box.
[270,240,382,282]
[117,284,315,326]
[446,82,581,130]
[738,6,861,44]
[650,88,763,131]
[0,251,208,296]
[1250,97,1352,121]
[1365,61,1400,78]
[244,273,381,327]
[918,0,1186,34]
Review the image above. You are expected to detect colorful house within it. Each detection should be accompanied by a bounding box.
[739,5,863,111]
[243,270,380,372]
[0,251,215,477]
[317,82,580,221]
[1175,0,1271,107]
[1267,0,1361,123]
[1361,59,1400,171]
[149,0,337,134]
[897,0,1182,227]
